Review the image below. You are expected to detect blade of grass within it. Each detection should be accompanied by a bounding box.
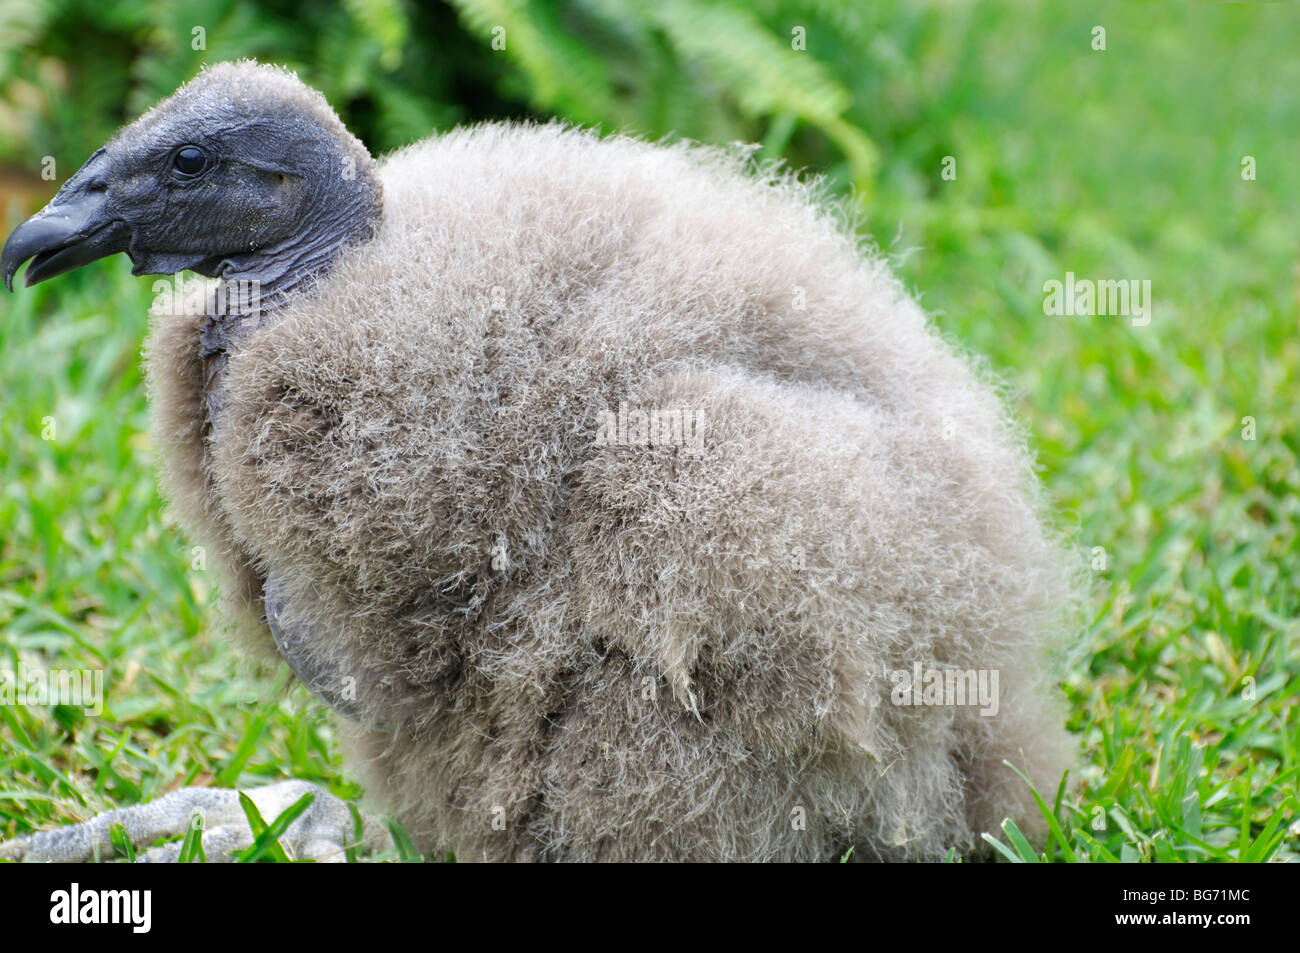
[234,789,312,863]
[382,816,424,862]
[177,811,206,862]
[1004,761,1080,863]
[108,822,136,862]
[1001,817,1041,862]
[981,832,1023,863]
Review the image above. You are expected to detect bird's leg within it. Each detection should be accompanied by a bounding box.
[0,780,391,863]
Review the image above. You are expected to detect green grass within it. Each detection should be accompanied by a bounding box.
[1,1,1297,862]
[0,273,384,859]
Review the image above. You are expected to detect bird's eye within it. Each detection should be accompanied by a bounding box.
[172,146,208,177]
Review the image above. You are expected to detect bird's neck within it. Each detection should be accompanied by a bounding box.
[199,169,382,359]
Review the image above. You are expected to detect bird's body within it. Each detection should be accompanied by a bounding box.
[3,63,1074,862]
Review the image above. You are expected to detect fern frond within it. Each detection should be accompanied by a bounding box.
[448,0,617,125]
[649,0,878,191]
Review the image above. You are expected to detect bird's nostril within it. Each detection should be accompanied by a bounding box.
[87,180,108,194]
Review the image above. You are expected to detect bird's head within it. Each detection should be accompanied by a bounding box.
[2,61,381,295]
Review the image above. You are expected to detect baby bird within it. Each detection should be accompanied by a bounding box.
[1,61,1074,862]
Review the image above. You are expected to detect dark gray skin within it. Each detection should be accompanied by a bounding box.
[2,91,383,726]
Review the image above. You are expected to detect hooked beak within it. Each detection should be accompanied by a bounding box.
[2,150,131,291]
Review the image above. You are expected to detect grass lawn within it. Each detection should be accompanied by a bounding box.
[1,1,1296,861]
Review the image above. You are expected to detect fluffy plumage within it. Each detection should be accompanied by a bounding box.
[32,62,1079,861]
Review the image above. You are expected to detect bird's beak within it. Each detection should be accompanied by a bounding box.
[2,150,131,291]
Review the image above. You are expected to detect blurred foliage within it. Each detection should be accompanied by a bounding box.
[0,0,892,195]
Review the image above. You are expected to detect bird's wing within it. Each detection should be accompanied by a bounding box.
[564,364,897,751]
[263,572,389,730]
